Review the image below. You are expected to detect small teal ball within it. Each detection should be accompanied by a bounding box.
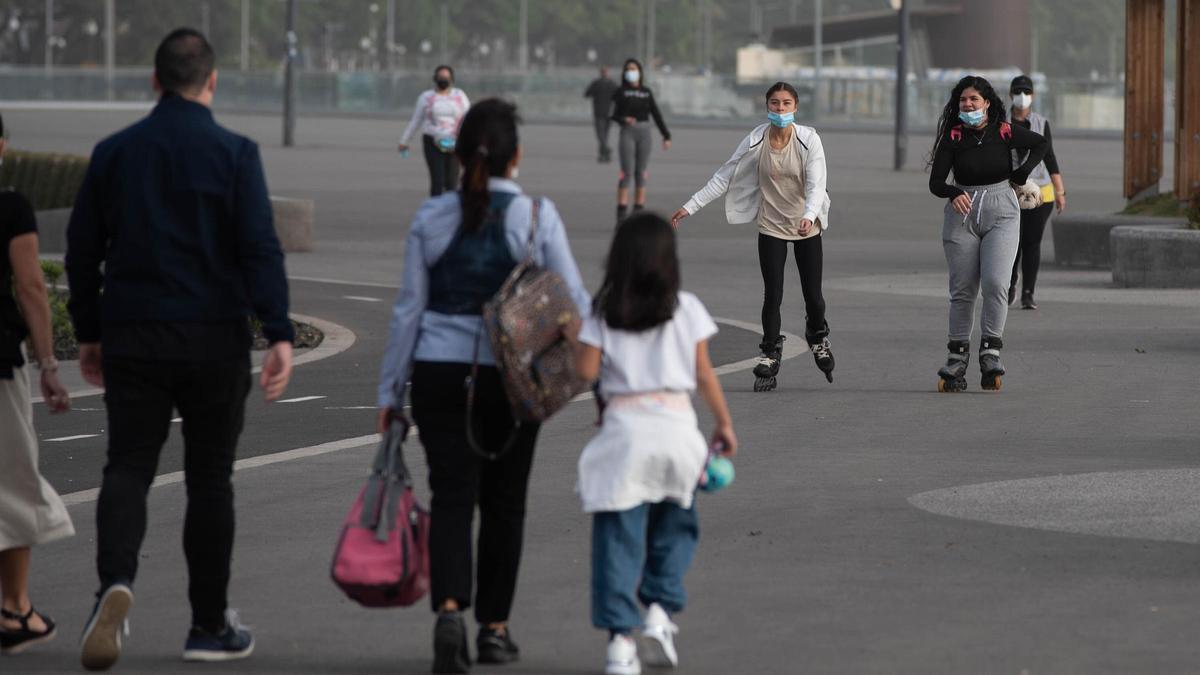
[703,456,735,492]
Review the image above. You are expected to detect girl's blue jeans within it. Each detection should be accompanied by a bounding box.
[591,501,699,633]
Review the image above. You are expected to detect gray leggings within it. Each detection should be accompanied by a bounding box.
[941,180,1020,342]
[618,122,652,189]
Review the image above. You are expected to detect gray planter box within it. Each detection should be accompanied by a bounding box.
[1052,213,1187,269]
[1111,225,1200,287]
[35,197,314,254]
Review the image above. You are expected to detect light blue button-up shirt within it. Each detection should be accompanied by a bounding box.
[377,178,592,408]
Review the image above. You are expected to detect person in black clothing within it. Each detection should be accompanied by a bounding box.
[67,28,294,670]
[1007,74,1066,310]
[611,58,671,223]
[0,113,74,658]
[584,66,618,163]
[927,75,1047,392]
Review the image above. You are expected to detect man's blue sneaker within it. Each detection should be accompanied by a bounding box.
[182,611,254,662]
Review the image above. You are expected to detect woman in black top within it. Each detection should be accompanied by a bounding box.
[1006,74,1067,309]
[928,75,1047,392]
[611,58,671,223]
[0,113,73,656]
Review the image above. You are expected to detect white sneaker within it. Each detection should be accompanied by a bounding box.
[605,633,641,675]
[637,603,679,668]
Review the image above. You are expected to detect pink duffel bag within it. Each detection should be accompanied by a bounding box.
[331,418,430,608]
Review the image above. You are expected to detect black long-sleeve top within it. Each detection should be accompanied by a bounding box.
[66,94,294,354]
[1012,117,1060,174]
[610,84,671,140]
[928,118,1048,199]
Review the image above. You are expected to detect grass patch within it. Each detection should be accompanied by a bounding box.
[1121,192,1187,217]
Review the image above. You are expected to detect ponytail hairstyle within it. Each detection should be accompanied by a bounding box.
[927,75,1006,169]
[455,98,521,233]
[592,211,680,331]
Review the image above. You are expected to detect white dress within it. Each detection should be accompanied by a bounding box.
[0,364,74,549]
[576,292,718,513]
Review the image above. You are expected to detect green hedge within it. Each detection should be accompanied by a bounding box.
[0,149,89,211]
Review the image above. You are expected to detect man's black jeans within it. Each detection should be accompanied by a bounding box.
[96,355,251,632]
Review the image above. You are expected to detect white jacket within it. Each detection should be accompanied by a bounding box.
[682,123,831,230]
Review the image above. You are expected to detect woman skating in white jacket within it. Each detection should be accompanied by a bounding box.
[671,82,833,391]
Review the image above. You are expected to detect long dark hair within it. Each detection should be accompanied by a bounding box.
[592,212,680,331]
[927,75,1007,169]
[455,98,520,233]
[621,58,644,87]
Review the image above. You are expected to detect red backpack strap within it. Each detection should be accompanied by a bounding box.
[949,124,962,142]
[999,121,1012,141]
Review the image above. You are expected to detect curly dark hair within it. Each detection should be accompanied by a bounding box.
[927,75,1007,169]
[593,211,680,331]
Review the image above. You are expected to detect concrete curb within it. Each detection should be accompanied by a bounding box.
[1111,225,1200,288]
[1051,213,1188,269]
[31,313,356,403]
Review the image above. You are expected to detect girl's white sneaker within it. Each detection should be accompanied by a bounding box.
[605,633,641,675]
[637,603,679,668]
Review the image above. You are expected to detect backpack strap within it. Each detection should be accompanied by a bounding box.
[462,196,541,461]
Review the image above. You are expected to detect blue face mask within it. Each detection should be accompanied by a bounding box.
[958,108,987,126]
[767,111,794,128]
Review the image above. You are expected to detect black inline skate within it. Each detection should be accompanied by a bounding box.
[979,336,1005,391]
[936,340,970,393]
[753,336,784,392]
[809,337,835,383]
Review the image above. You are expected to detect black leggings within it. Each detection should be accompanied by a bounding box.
[410,361,540,622]
[758,232,828,347]
[1010,202,1054,294]
[422,134,460,197]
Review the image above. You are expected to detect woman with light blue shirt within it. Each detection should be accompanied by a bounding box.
[377,99,590,674]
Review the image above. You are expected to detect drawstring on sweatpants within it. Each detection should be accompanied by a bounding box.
[961,188,988,232]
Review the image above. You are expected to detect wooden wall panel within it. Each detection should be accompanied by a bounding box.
[1124,0,1165,200]
[1176,0,1200,204]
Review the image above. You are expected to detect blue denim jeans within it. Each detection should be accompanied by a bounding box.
[591,501,699,633]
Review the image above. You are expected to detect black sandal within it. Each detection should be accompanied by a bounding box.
[0,606,57,655]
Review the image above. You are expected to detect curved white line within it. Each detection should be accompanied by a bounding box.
[57,315,791,506]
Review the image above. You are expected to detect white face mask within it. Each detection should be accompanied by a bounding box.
[1011,93,1032,110]
[624,70,640,84]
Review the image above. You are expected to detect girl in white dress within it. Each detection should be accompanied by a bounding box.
[573,212,737,675]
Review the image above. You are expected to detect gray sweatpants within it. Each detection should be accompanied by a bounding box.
[618,121,652,189]
[941,180,1020,342]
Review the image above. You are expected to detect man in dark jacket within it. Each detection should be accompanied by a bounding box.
[66,27,293,670]
[584,65,618,162]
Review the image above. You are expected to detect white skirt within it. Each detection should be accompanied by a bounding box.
[577,392,708,513]
[0,366,75,550]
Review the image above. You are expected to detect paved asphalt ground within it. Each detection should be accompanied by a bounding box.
[6,106,1200,674]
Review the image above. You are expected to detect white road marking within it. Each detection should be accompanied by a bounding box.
[324,405,380,410]
[45,434,99,442]
[172,417,183,423]
[276,395,327,404]
[289,275,398,289]
[54,316,779,509]
[61,433,385,506]
[342,295,383,303]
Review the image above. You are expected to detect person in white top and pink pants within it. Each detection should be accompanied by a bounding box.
[572,212,737,675]
[398,65,471,197]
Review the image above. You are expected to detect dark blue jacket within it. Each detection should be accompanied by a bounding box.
[66,94,293,346]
